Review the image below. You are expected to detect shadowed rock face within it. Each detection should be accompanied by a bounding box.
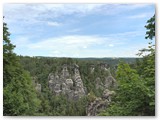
[87,64,116,116]
[86,89,115,116]
[104,76,117,89]
[95,75,116,90]
[47,63,116,114]
[48,64,86,100]
[95,77,103,89]
[66,79,73,88]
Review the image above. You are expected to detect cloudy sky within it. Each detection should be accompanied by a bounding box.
[3,4,155,58]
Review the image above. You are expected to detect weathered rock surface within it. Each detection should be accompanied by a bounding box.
[90,64,95,73]
[90,62,116,90]
[86,89,115,116]
[48,64,86,100]
[48,62,116,114]
[87,63,116,116]
[104,76,117,89]
[95,77,104,89]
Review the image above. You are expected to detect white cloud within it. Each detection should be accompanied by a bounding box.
[109,44,114,47]
[3,3,153,40]
[11,29,148,57]
[47,21,61,26]
[3,3,153,58]
[128,14,147,19]
[68,28,81,33]
[105,31,144,38]
[128,13,153,19]
[25,35,107,57]
[28,35,105,50]
[3,4,105,24]
[4,4,152,25]
[12,36,30,47]
[24,30,143,57]
[126,4,152,9]
[53,51,60,54]
[83,46,87,49]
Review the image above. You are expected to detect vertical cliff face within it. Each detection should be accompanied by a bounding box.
[87,63,117,116]
[86,89,115,116]
[48,64,86,100]
[94,63,116,90]
[48,62,116,115]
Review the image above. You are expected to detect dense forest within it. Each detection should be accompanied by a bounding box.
[3,14,155,116]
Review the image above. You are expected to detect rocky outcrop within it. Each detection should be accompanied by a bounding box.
[90,64,95,73]
[87,89,115,116]
[47,62,116,114]
[74,64,85,98]
[95,77,104,89]
[95,76,116,90]
[95,74,116,90]
[104,76,117,89]
[98,63,109,70]
[48,64,86,100]
[87,63,116,116]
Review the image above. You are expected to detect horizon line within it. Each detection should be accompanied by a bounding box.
[18,55,142,58]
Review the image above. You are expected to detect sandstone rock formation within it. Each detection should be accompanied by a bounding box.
[86,89,115,116]
[95,77,104,89]
[48,62,116,114]
[104,76,117,89]
[48,64,86,100]
[87,63,116,116]
[90,64,95,73]
[95,77,116,91]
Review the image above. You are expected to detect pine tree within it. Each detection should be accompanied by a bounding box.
[3,20,40,116]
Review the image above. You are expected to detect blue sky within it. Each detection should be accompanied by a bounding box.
[3,4,155,57]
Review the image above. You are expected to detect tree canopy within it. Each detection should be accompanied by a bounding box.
[99,14,155,116]
[3,20,40,116]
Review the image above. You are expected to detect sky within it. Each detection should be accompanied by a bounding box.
[3,4,155,58]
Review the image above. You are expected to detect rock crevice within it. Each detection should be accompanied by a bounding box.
[48,64,86,100]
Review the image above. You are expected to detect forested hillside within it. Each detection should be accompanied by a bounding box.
[3,14,155,116]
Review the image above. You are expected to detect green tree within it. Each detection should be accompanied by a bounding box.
[145,14,155,40]
[99,15,155,116]
[136,14,155,115]
[99,62,147,116]
[3,21,40,115]
[3,21,16,87]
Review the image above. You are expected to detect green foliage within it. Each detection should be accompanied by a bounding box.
[87,91,96,103]
[100,62,142,115]
[136,14,155,115]
[3,22,15,55]
[18,54,138,116]
[100,62,154,116]
[46,95,87,116]
[99,15,155,116]
[4,70,41,115]
[3,21,40,116]
[145,14,155,40]
[3,21,17,87]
